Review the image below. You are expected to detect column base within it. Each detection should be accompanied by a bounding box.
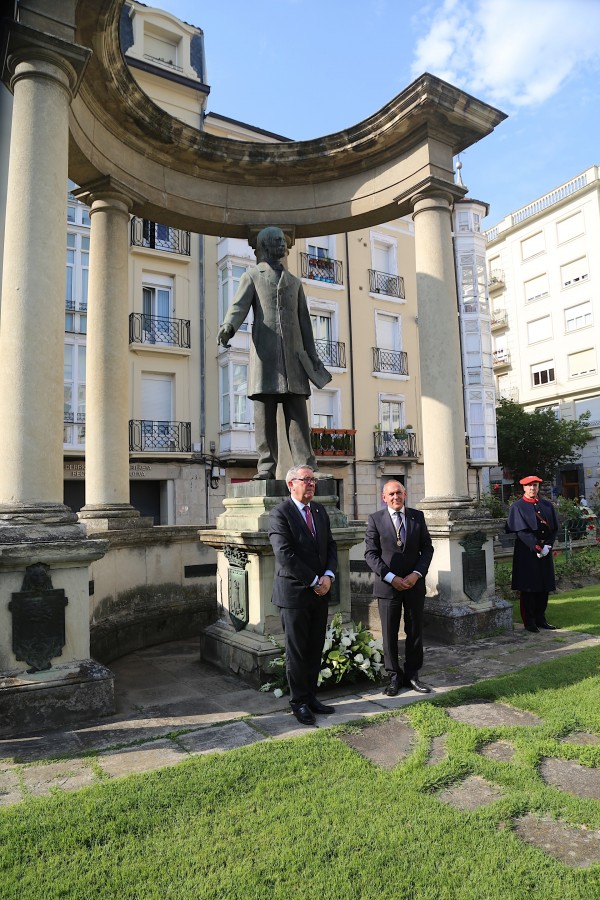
[78,504,153,532]
[0,658,115,738]
[200,621,281,689]
[0,502,83,543]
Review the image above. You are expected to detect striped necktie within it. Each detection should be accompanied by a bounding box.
[394,512,405,546]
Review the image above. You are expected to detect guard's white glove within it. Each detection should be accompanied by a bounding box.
[540,545,551,557]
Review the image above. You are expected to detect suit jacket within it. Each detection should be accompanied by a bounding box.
[222,262,327,398]
[364,506,434,600]
[268,498,337,609]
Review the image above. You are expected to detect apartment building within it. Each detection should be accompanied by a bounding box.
[485,166,600,499]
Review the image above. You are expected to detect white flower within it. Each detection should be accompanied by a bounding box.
[340,636,352,647]
[359,658,371,670]
[322,638,332,652]
[320,667,333,680]
[259,682,273,693]
[372,651,381,663]
[273,688,283,699]
[345,629,358,642]
[354,653,364,664]
[369,639,384,652]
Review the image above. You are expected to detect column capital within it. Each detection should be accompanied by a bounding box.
[407,176,467,216]
[72,176,145,211]
[2,21,91,97]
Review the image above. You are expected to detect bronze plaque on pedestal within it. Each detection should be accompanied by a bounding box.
[224,546,249,632]
[9,564,68,672]
[459,532,487,602]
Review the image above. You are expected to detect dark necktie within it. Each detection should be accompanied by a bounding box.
[394,512,405,547]
[304,504,316,537]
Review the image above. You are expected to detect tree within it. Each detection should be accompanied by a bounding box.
[496,399,592,486]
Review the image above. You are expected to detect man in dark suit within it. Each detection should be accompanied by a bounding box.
[268,465,338,725]
[365,480,434,696]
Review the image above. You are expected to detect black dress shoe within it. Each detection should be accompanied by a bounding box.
[384,676,401,697]
[404,677,431,694]
[290,703,316,726]
[524,623,539,633]
[537,621,557,630]
[308,698,335,715]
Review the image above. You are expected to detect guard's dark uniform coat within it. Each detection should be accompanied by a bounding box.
[507,496,559,593]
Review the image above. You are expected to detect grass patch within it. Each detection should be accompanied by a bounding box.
[504,584,600,635]
[2,649,600,898]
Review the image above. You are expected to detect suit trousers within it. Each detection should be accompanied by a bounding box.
[519,591,550,626]
[280,602,328,706]
[378,588,424,681]
[253,395,317,477]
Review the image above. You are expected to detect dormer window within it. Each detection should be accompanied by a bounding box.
[144,26,181,71]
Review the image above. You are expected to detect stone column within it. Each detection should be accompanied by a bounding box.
[412,192,470,506]
[0,47,83,530]
[411,189,512,641]
[75,179,148,531]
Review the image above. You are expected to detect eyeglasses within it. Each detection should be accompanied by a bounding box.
[292,477,316,485]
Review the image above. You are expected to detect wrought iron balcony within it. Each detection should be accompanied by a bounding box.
[314,339,346,368]
[130,218,191,255]
[300,253,343,285]
[368,269,405,299]
[372,347,409,376]
[311,428,356,456]
[129,420,191,453]
[488,269,505,290]
[491,309,508,329]
[129,313,191,348]
[373,430,418,459]
[492,350,511,368]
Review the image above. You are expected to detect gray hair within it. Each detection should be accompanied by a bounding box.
[286,464,315,486]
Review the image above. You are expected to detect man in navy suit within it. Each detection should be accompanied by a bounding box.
[365,480,434,696]
[268,465,338,725]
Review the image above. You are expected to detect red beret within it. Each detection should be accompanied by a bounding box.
[519,475,542,485]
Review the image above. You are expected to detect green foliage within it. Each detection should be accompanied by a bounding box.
[261,613,384,696]
[496,399,592,485]
[495,547,600,601]
[477,491,507,518]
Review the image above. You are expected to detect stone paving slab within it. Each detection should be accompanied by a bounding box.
[97,739,188,779]
[177,721,265,755]
[426,735,448,766]
[514,813,600,868]
[340,717,416,769]
[0,769,22,806]
[322,696,384,724]
[540,757,600,800]
[561,731,600,746]
[437,775,505,810]
[20,760,96,798]
[249,711,318,740]
[0,730,85,764]
[479,739,517,762]
[447,701,543,728]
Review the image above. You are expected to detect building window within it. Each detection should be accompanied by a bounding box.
[141,278,174,343]
[561,257,588,288]
[459,253,487,313]
[531,360,555,387]
[556,211,584,244]
[219,262,250,330]
[376,311,402,353]
[527,316,552,344]
[524,273,549,304]
[568,348,596,378]
[220,362,251,427]
[575,395,600,427]
[565,300,592,332]
[379,396,405,433]
[311,389,337,429]
[144,28,180,70]
[66,233,89,311]
[64,343,86,448]
[521,231,545,260]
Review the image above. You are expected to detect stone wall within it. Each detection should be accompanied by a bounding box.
[89,526,218,663]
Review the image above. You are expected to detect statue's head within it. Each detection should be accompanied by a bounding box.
[256,226,287,263]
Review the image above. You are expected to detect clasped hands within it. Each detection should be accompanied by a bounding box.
[536,545,551,558]
[391,573,419,591]
[313,575,332,597]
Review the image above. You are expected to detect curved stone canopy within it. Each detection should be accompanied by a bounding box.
[12,0,507,237]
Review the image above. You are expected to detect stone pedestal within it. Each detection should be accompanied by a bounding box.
[198,480,364,687]
[420,501,512,643]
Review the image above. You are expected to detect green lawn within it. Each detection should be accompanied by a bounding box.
[2,640,600,898]
[509,584,600,635]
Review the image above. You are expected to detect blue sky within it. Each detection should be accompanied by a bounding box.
[152,0,600,229]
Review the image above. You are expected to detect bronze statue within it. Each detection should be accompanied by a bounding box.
[217,226,331,480]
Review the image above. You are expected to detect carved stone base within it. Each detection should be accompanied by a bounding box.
[0,658,114,737]
[423,595,513,644]
[199,621,281,689]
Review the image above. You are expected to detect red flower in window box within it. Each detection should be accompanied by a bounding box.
[553,550,558,557]
[589,524,595,531]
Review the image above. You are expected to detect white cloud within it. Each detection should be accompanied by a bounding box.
[411,0,600,108]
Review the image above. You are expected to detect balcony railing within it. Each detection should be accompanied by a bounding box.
[300,253,343,285]
[491,309,508,329]
[311,428,356,456]
[129,313,191,348]
[492,350,511,368]
[372,347,409,376]
[314,339,346,368]
[488,270,505,290]
[373,430,418,459]
[130,218,191,255]
[129,420,191,452]
[368,269,405,299]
